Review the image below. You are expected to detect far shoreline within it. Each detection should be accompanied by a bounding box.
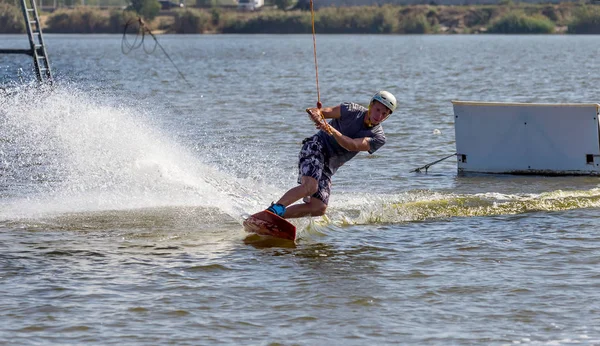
[1,2,599,35]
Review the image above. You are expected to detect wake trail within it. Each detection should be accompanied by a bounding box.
[322,188,600,226]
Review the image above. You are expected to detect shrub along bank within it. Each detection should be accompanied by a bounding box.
[3,2,600,34]
[0,3,25,33]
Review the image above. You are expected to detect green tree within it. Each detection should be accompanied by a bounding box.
[131,0,160,20]
[568,6,600,34]
[400,14,432,34]
[488,11,554,34]
[109,10,139,32]
[210,7,220,26]
[0,3,24,33]
[173,8,212,33]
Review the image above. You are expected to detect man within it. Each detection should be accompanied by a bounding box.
[266,90,397,219]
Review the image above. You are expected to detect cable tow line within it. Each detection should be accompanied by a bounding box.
[121,17,192,87]
[411,153,457,173]
[307,0,332,135]
[310,0,321,110]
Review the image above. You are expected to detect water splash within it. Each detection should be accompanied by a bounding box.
[0,85,269,221]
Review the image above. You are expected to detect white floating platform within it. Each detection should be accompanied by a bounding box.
[452,101,600,175]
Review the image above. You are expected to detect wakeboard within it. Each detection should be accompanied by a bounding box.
[243,210,296,241]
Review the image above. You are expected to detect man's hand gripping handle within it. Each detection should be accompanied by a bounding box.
[305,107,332,135]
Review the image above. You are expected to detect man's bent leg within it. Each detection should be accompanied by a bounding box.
[276,176,318,207]
[284,196,327,219]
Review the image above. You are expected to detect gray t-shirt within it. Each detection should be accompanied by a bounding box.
[315,102,386,175]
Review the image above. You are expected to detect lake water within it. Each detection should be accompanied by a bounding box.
[1,34,600,345]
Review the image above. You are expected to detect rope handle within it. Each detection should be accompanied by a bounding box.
[306,108,332,135]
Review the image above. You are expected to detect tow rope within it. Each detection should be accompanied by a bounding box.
[307,1,332,134]
[310,0,321,110]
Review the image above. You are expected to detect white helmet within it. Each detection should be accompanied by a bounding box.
[371,90,397,113]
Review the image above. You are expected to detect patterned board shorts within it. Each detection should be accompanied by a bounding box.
[298,136,332,205]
